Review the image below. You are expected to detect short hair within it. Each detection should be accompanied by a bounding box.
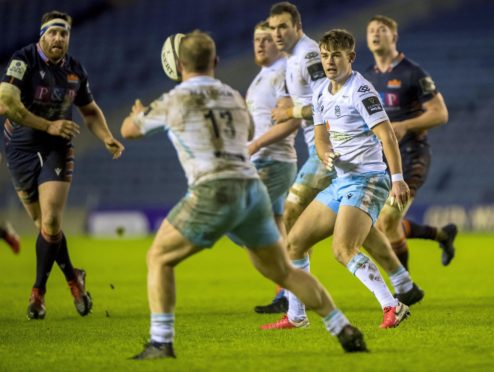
[368,15,398,34]
[179,30,216,73]
[319,29,355,52]
[41,10,72,26]
[270,2,301,26]
[255,20,270,32]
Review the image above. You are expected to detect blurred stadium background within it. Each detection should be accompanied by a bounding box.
[1,0,493,236]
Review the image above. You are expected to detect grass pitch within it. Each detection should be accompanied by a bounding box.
[0,233,493,371]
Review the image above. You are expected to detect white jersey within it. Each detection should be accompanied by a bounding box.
[277,34,326,147]
[134,76,259,186]
[312,71,390,177]
[246,57,297,163]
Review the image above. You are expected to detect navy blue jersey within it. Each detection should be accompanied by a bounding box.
[363,53,437,144]
[2,43,93,152]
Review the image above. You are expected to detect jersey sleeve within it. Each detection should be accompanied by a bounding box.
[412,65,437,104]
[73,65,94,107]
[312,85,325,126]
[133,94,169,136]
[353,83,389,129]
[300,50,326,93]
[2,51,30,91]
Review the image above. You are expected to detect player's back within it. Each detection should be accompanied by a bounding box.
[159,76,259,185]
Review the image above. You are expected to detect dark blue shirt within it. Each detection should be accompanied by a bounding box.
[363,53,437,144]
[2,43,93,152]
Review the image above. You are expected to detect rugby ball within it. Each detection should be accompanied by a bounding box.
[161,33,185,82]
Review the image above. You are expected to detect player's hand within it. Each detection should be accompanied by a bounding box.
[104,136,125,159]
[391,122,407,142]
[48,119,80,140]
[247,141,260,156]
[323,151,340,172]
[131,99,145,115]
[271,107,291,123]
[388,180,410,212]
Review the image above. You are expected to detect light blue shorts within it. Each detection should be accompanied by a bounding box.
[294,145,335,191]
[315,171,391,224]
[254,159,297,215]
[167,178,280,248]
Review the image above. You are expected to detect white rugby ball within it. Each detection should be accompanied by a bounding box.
[161,33,185,82]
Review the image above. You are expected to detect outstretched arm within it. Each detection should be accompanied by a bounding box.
[0,82,80,139]
[78,101,124,159]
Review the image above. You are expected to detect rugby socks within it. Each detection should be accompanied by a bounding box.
[388,265,413,294]
[55,232,76,282]
[402,219,437,241]
[322,309,350,336]
[391,238,409,270]
[347,253,398,309]
[287,256,310,322]
[150,313,175,344]
[33,231,62,290]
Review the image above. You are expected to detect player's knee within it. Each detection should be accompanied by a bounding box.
[378,207,401,234]
[40,214,61,235]
[286,233,306,259]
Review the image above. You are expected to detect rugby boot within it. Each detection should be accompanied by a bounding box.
[68,268,92,316]
[254,296,288,314]
[439,224,457,266]
[394,283,425,306]
[380,302,410,329]
[260,314,309,330]
[337,325,368,353]
[27,288,46,320]
[132,342,176,360]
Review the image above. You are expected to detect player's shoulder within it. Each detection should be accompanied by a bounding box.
[64,54,88,77]
[350,71,376,94]
[313,78,329,103]
[10,43,37,64]
[294,34,320,61]
[399,56,429,75]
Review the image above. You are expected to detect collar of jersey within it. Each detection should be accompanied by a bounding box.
[182,76,218,85]
[373,52,405,73]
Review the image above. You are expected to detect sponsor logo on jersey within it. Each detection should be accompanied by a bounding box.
[419,76,436,95]
[304,51,319,60]
[362,96,384,115]
[6,59,27,80]
[387,79,401,89]
[307,62,325,81]
[358,85,370,93]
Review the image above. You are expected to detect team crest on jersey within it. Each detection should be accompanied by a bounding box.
[387,79,401,89]
[358,85,370,93]
[67,74,79,83]
[362,96,384,115]
[6,59,27,80]
[335,105,341,117]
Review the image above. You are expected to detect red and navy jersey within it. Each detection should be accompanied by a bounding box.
[363,53,437,144]
[2,43,93,152]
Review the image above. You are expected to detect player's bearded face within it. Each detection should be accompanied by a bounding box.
[254,32,279,66]
[367,21,395,54]
[40,27,70,62]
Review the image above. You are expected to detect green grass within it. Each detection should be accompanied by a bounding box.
[1,233,493,371]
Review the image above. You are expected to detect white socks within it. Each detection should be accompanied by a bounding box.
[287,256,310,322]
[322,309,350,336]
[389,266,413,294]
[347,253,398,309]
[150,313,175,344]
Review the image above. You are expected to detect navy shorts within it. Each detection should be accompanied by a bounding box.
[5,144,75,203]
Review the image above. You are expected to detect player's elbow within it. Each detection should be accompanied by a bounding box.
[120,120,142,140]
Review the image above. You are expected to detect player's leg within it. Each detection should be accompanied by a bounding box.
[363,226,424,306]
[376,200,410,269]
[253,160,296,313]
[247,241,366,352]
[0,221,20,254]
[334,205,409,328]
[132,219,204,360]
[402,219,457,266]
